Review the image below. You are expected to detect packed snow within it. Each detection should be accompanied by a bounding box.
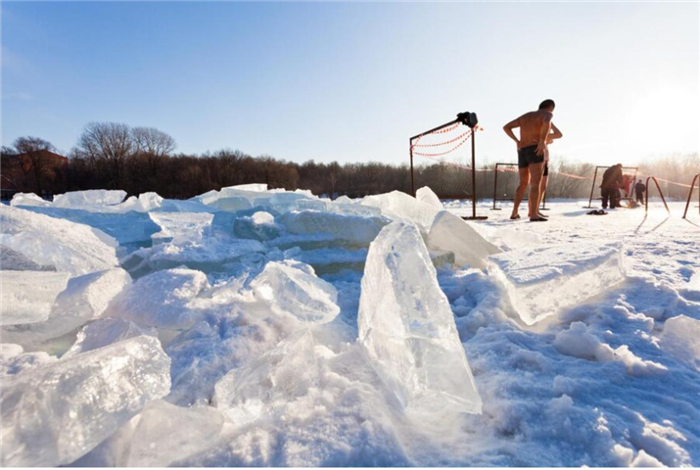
[1,186,699,466]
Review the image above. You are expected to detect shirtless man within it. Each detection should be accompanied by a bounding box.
[503,99,563,222]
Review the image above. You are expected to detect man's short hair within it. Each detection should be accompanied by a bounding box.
[539,99,555,110]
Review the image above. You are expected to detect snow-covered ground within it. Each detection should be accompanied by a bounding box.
[1,188,698,467]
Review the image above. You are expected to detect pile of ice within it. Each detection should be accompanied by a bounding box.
[4,184,691,466]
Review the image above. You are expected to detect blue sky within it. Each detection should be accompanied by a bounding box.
[1,2,698,167]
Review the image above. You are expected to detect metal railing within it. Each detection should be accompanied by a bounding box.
[682,173,700,220]
[645,176,671,216]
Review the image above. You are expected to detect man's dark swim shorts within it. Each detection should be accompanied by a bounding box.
[517,145,545,168]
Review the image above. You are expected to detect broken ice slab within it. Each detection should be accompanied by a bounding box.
[659,315,700,371]
[0,336,171,467]
[358,220,482,415]
[250,260,340,324]
[426,211,501,270]
[416,186,443,209]
[63,317,157,358]
[53,189,127,208]
[280,210,389,245]
[0,245,55,271]
[104,268,210,330]
[126,400,226,467]
[361,190,440,233]
[233,211,280,241]
[0,271,70,326]
[288,246,369,275]
[9,192,52,207]
[490,241,626,326]
[0,205,119,276]
[0,343,57,376]
[149,211,214,243]
[147,236,266,272]
[214,328,320,424]
[1,268,131,348]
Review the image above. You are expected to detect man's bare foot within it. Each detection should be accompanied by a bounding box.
[529,217,548,222]
[510,214,520,220]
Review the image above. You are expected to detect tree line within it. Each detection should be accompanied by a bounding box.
[2,122,697,201]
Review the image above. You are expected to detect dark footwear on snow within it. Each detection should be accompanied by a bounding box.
[529,217,548,222]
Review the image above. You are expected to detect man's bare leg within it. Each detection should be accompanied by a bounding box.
[528,163,544,221]
[538,174,549,218]
[511,168,530,219]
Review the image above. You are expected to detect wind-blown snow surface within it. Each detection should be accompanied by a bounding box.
[1,189,699,467]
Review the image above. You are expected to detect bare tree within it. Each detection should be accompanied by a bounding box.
[75,122,133,187]
[12,136,56,194]
[132,127,176,157]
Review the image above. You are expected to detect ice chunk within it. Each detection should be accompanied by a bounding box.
[233,211,280,241]
[0,336,171,467]
[209,195,254,212]
[250,260,340,324]
[10,192,51,207]
[149,211,214,243]
[0,271,70,325]
[361,190,440,232]
[659,315,700,371]
[12,206,162,246]
[0,343,57,376]
[416,186,443,209]
[280,210,388,245]
[490,242,626,325]
[116,192,163,212]
[214,329,319,424]
[147,236,265,271]
[223,183,268,192]
[357,220,482,415]
[127,400,226,466]
[104,268,209,330]
[1,268,131,347]
[53,189,127,207]
[0,205,119,275]
[63,318,156,358]
[426,210,501,269]
[0,245,55,271]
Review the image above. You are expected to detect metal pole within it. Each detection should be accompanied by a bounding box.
[492,164,499,210]
[409,138,415,197]
[682,174,700,219]
[409,118,461,142]
[587,166,599,208]
[645,176,671,216]
[471,129,477,219]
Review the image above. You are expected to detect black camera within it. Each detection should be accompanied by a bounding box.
[456,112,478,129]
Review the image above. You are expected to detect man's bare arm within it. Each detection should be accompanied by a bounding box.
[536,114,553,156]
[547,123,563,144]
[503,117,521,145]
[550,123,563,140]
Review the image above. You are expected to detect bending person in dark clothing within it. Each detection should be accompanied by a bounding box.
[635,179,646,205]
[600,164,623,209]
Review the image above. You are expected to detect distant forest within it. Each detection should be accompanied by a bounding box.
[2,122,698,201]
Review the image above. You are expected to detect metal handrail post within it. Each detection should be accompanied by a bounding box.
[682,173,700,219]
[645,176,671,216]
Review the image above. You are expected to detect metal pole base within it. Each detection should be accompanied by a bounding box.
[462,216,489,220]
[490,208,502,211]
[541,208,550,211]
